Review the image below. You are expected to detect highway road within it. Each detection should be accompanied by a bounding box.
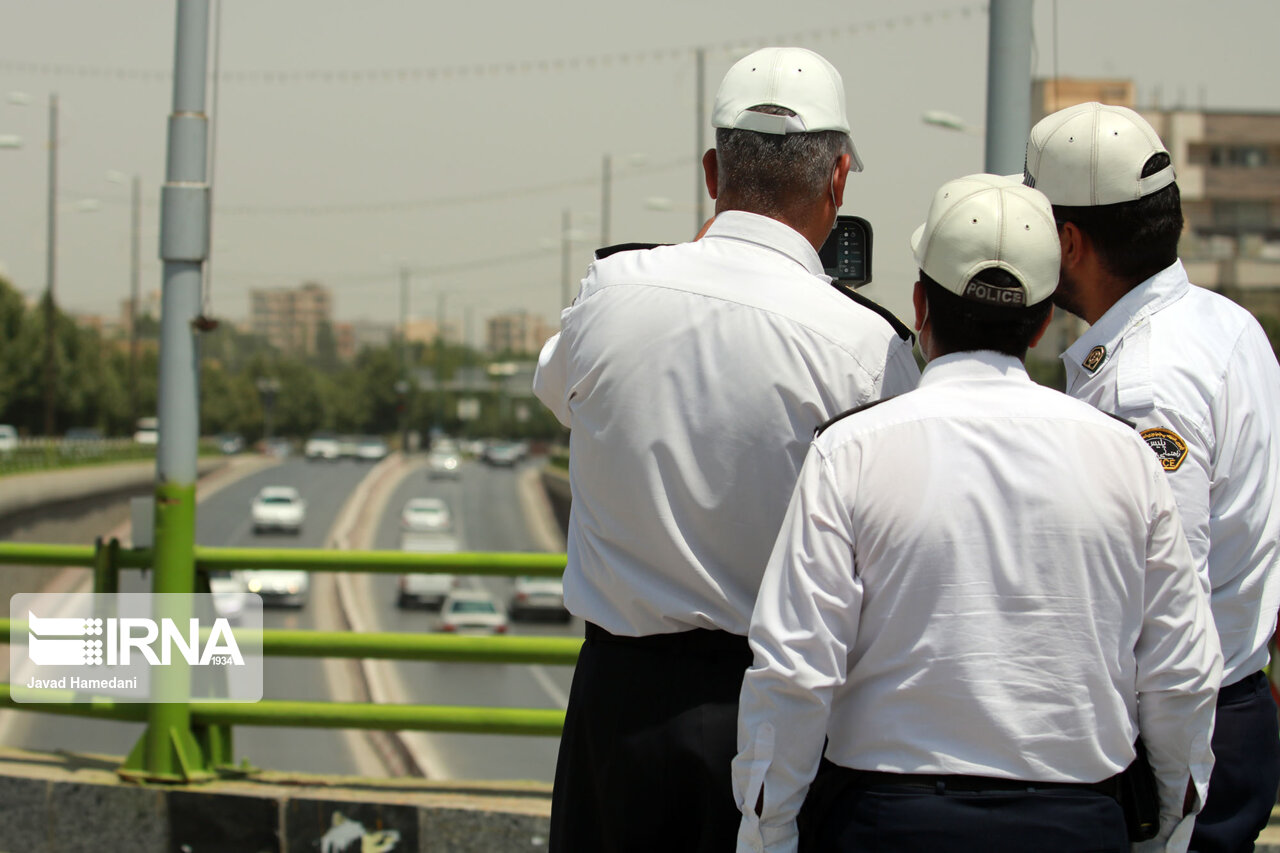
[367,457,574,783]
[3,452,575,782]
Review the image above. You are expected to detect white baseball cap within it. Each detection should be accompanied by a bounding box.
[711,46,864,172]
[1024,102,1176,206]
[910,174,1060,307]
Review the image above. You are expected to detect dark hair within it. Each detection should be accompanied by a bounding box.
[714,105,851,218]
[921,268,1053,358]
[1050,153,1183,285]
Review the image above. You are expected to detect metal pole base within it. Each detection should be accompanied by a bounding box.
[118,725,215,784]
[197,722,256,776]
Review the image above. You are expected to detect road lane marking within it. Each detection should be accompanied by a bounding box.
[528,664,570,710]
[329,454,456,778]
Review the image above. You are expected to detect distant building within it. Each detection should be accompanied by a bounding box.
[486,311,556,355]
[1030,78,1280,360]
[1032,77,1135,121]
[249,282,333,356]
[1145,109,1280,317]
[405,317,461,346]
[335,319,395,361]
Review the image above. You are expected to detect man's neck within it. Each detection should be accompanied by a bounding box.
[1082,275,1140,325]
[715,201,830,253]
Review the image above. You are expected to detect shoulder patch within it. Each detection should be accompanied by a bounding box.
[814,397,895,438]
[832,287,915,344]
[594,242,669,260]
[1140,428,1188,471]
[1082,345,1106,373]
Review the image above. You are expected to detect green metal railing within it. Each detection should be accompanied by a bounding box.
[0,538,576,782]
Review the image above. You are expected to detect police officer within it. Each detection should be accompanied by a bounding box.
[1025,102,1280,853]
[532,46,919,853]
[732,175,1221,853]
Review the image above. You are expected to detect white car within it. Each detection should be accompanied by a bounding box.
[354,436,389,462]
[397,531,461,609]
[427,449,461,479]
[133,417,159,445]
[304,432,342,461]
[0,424,16,457]
[509,576,571,623]
[438,589,507,634]
[207,570,249,622]
[242,568,310,608]
[251,486,306,534]
[483,441,524,467]
[401,497,452,533]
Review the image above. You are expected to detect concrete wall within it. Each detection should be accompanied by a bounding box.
[0,747,551,853]
[538,468,571,538]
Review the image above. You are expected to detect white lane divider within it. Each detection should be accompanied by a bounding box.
[528,664,570,711]
[328,453,454,779]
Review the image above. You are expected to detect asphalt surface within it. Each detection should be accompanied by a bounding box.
[5,454,575,781]
[368,457,575,783]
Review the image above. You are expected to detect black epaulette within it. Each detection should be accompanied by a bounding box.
[814,397,896,438]
[832,286,915,344]
[1105,412,1137,430]
[594,242,670,260]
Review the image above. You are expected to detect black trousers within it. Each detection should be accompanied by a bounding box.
[1191,670,1280,853]
[548,622,753,853]
[802,761,1128,853]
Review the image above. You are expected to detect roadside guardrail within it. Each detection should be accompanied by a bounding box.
[0,538,576,782]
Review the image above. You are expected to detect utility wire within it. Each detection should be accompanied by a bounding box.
[59,154,690,217]
[0,5,987,86]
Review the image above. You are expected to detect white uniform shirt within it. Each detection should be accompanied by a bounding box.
[532,211,920,636]
[733,352,1221,853]
[1063,260,1280,686]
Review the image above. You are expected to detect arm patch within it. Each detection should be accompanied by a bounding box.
[1140,428,1188,471]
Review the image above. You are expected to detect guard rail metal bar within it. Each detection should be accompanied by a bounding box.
[0,538,575,781]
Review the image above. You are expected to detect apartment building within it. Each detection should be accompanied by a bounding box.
[249,281,333,356]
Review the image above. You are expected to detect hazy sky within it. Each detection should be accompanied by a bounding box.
[1,0,1277,340]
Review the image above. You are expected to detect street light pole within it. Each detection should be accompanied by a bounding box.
[255,377,279,441]
[694,48,706,232]
[601,154,612,247]
[435,290,447,429]
[42,93,58,437]
[129,174,142,424]
[560,208,571,309]
[985,0,1034,175]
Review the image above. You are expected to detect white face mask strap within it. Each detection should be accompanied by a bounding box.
[917,299,930,362]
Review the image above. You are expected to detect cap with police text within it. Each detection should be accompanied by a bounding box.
[910,174,1060,307]
[711,46,863,172]
[1024,102,1176,207]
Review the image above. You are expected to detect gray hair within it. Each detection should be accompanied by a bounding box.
[714,105,852,217]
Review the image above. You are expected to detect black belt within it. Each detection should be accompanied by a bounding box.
[1219,669,1268,704]
[845,769,1120,798]
[584,622,749,655]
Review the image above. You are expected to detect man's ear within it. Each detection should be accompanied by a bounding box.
[1059,221,1086,272]
[702,149,718,200]
[912,280,927,332]
[831,152,852,208]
